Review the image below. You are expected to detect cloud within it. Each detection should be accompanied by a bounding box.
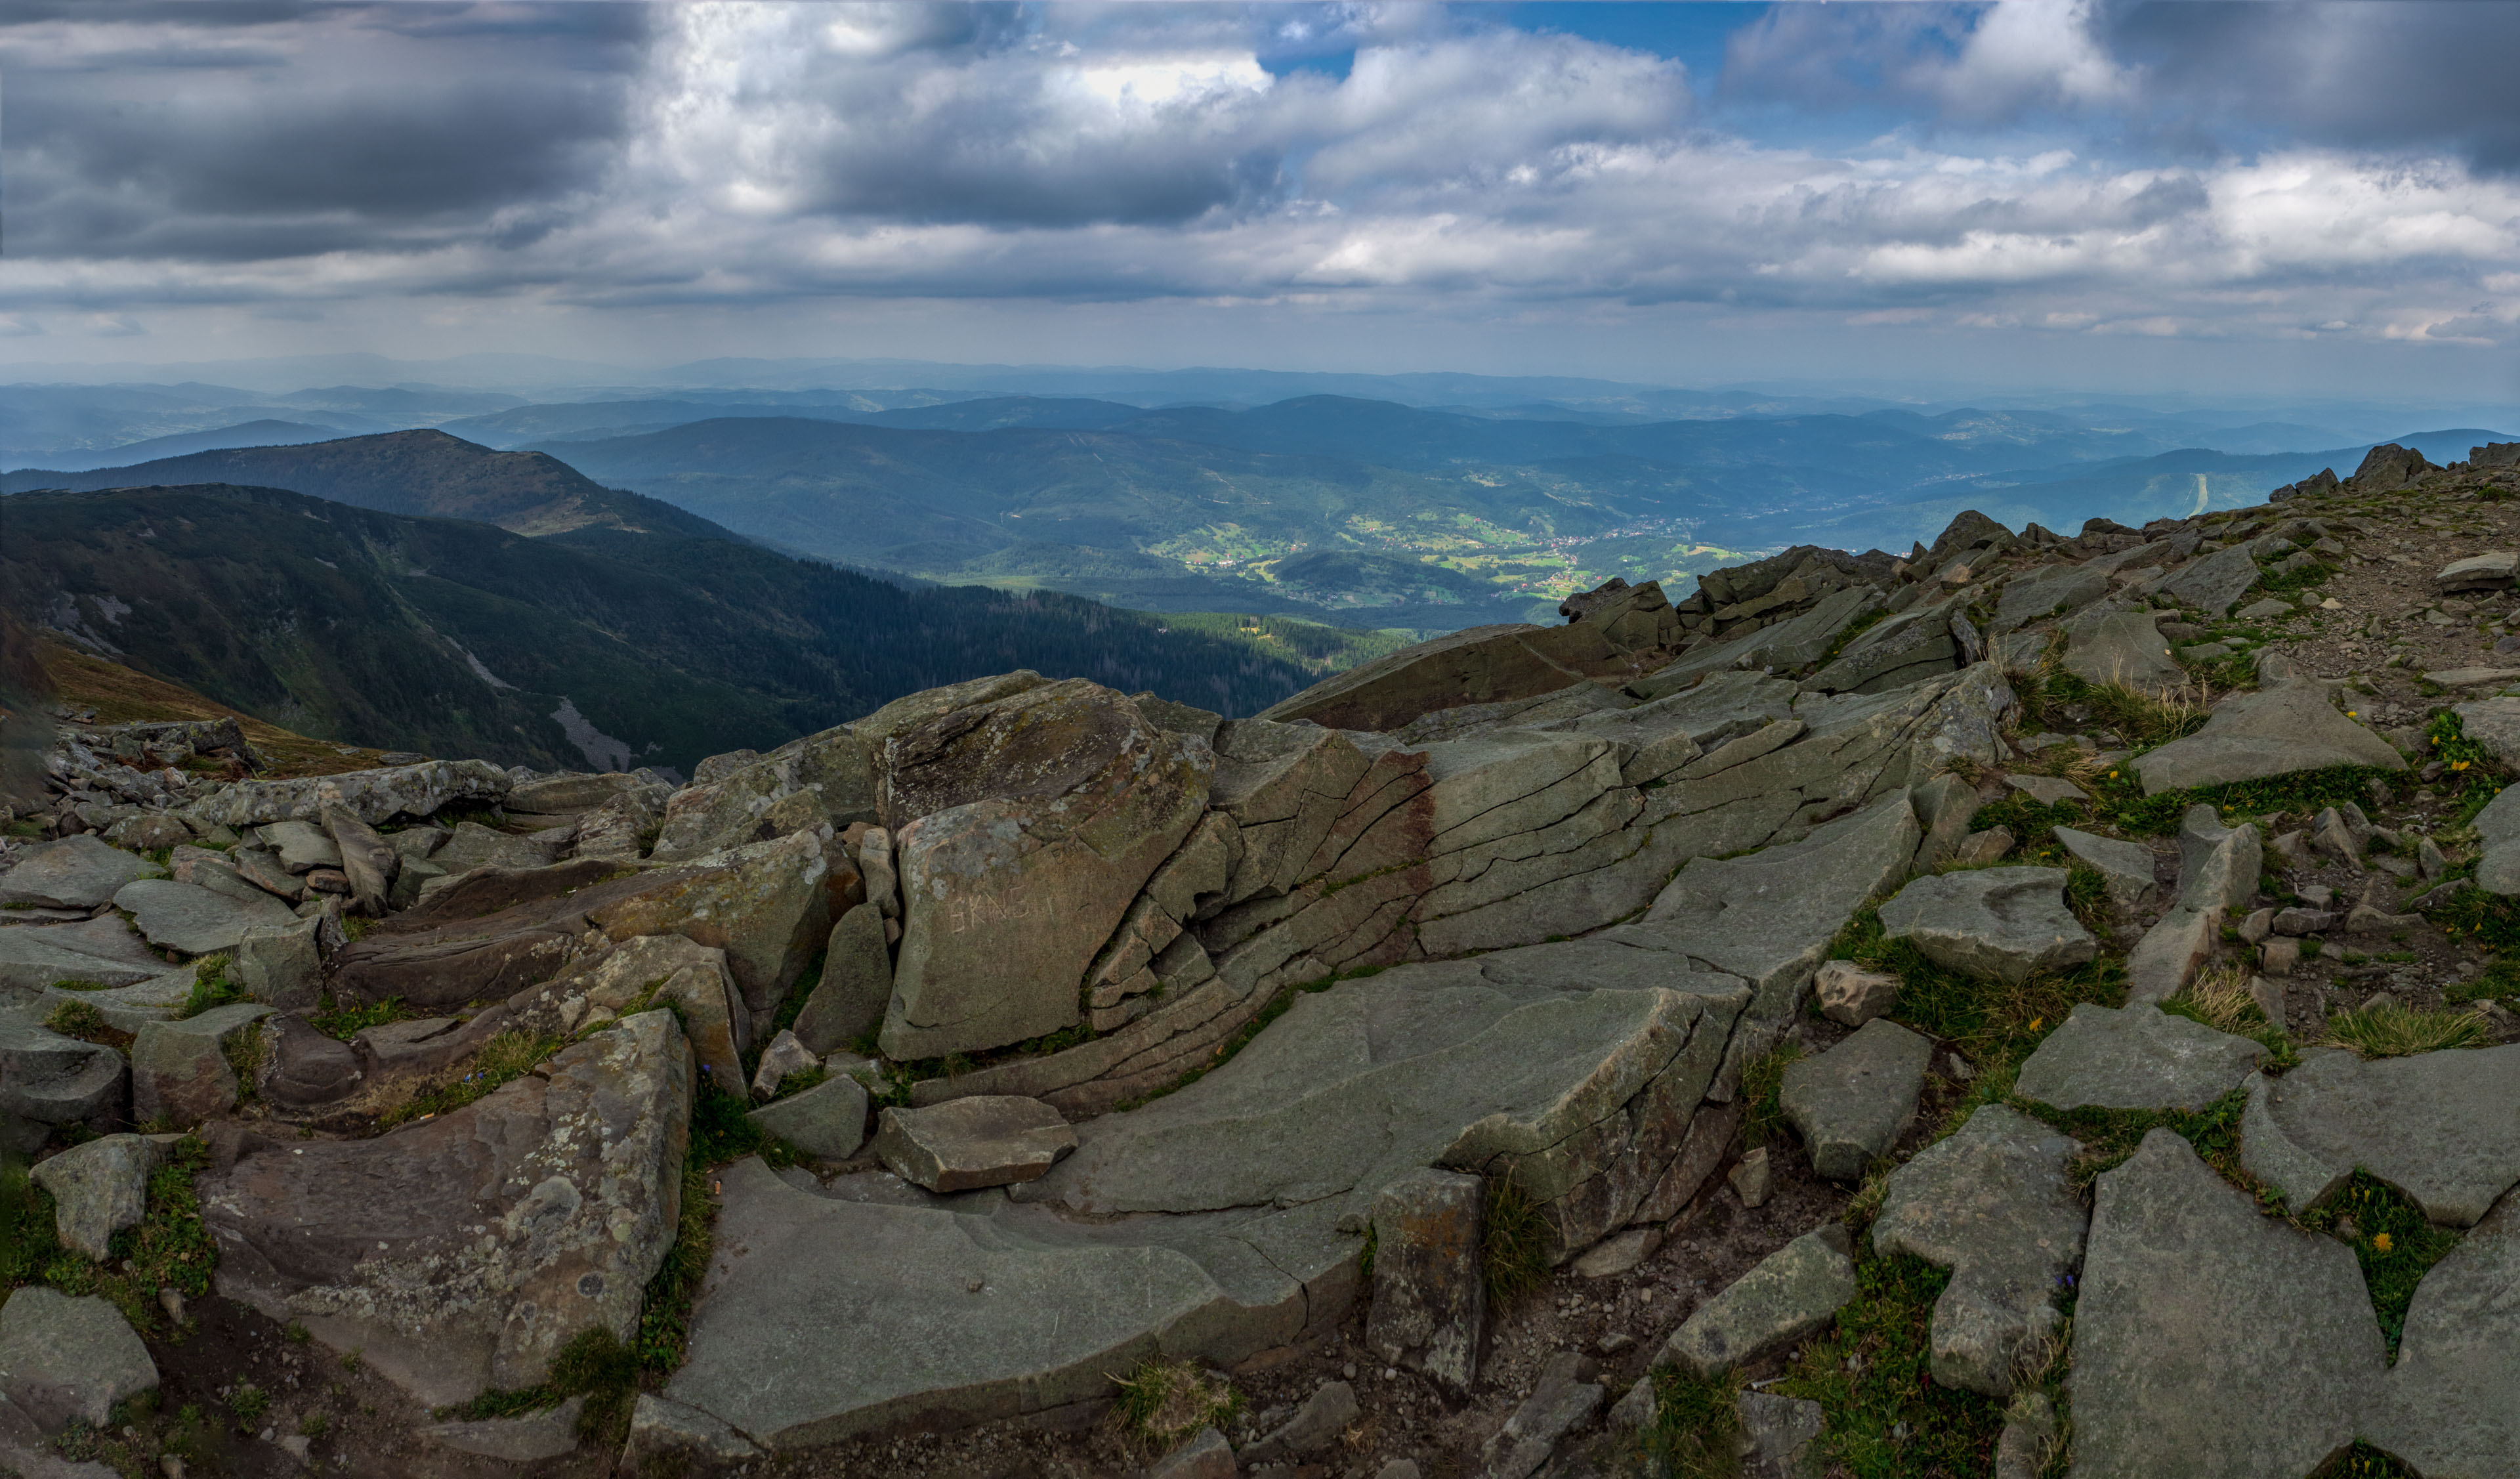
[0,0,2513,373]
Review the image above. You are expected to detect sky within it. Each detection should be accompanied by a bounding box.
[5,1,2520,404]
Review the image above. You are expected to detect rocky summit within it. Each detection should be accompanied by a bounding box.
[7,442,2520,1476]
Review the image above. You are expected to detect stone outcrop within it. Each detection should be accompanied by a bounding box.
[879,680,1214,1060]
[202,1010,692,1405]
[190,758,509,828]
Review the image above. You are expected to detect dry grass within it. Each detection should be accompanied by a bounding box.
[37,639,402,779]
[2324,1000,2492,1058]
[2169,964,2264,1034]
[1109,1356,1242,1451]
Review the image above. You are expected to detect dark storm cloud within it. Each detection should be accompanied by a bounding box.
[0,3,648,261]
[2107,2,2520,173]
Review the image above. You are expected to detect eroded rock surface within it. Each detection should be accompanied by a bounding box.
[202,1010,692,1405]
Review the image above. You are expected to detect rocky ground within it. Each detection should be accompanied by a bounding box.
[5,437,2519,1479]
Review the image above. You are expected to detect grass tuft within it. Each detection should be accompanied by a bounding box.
[377,1031,560,1128]
[304,995,411,1041]
[1482,1176,1553,1304]
[2324,1001,2492,1058]
[1640,1367,1743,1479]
[2298,1173,2462,1362]
[180,954,246,1019]
[1739,1040,1804,1149]
[1110,1356,1244,1451]
[1774,1252,2006,1476]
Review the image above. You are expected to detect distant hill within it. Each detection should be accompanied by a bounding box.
[1,483,1332,771]
[5,419,341,473]
[3,429,735,540]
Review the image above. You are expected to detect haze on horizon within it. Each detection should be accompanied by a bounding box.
[4,0,2519,414]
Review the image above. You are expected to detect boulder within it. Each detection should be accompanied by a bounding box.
[230,916,323,1009]
[201,1010,693,1405]
[1654,1224,1857,1377]
[260,819,342,874]
[110,878,297,956]
[26,1133,168,1261]
[129,1003,272,1126]
[572,782,668,861]
[2013,1004,2263,1112]
[2435,551,2519,593]
[430,820,553,875]
[1736,1392,1824,1479]
[100,813,188,852]
[2156,544,2263,618]
[2453,697,2520,779]
[1477,1352,1602,1479]
[1869,1105,2086,1396]
[0,1022,127,1128]
[2067,1128,2380,1479]
[1244,1380,1362,1466]
[1811,960,1899,1027]
[2363,1186,2520,1478]
[2052,826,2158,910]
[872,1096,1078,1192]
[0,836,161,910]
[0,1289,157,1434]
[321,804,398,916]
[1805,596,1964,695]
[1992,561,2108,632]
[1780,1018,1933,1180]
[2346,441,2436,490]
[1364,1168,1485,1394]
[192,759,509,828]
[2238,1045,2520,1226]
[879,681,1213,1061]
[1877,867,2097,985]
[509,932,747,1091]
[2134,668,2404,795]
[2061,610,2185,696]
[586,830,831,1020]
[789,903,891,1055]
[748,1074,871,1161]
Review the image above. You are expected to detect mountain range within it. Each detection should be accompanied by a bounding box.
[0,482,1334,773]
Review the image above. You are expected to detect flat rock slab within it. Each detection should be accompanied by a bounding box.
[2053,826,2159,910]
[2004,775,2088,807]
[1870,1105,2086,1396]
[2068,1128,2380,1479]
[0,1288,158,1434]
[2014,1004,2263,1112]
[874,1096,1085,1194]
[1878,867,2097,985]
[1656,1224,1856,1377]
[2364,1187,2520,1478]
[201,1010,691,1406]
[0,837,162,911]
[191,758,510,828]
[1780,1018,1931,1181]
[2240,1044,2520,1226]
[2134,674,2404,795]
[667,962,1750,1450]
[110,878,296,956]
[0,928,164,999]
[1638,795,1921,1019]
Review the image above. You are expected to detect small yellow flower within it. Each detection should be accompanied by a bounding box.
[2456,760,2471,771]
[2348,710,2359,717]
[2373,1232,2395,1254]
[2028,1017,2044,1032]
